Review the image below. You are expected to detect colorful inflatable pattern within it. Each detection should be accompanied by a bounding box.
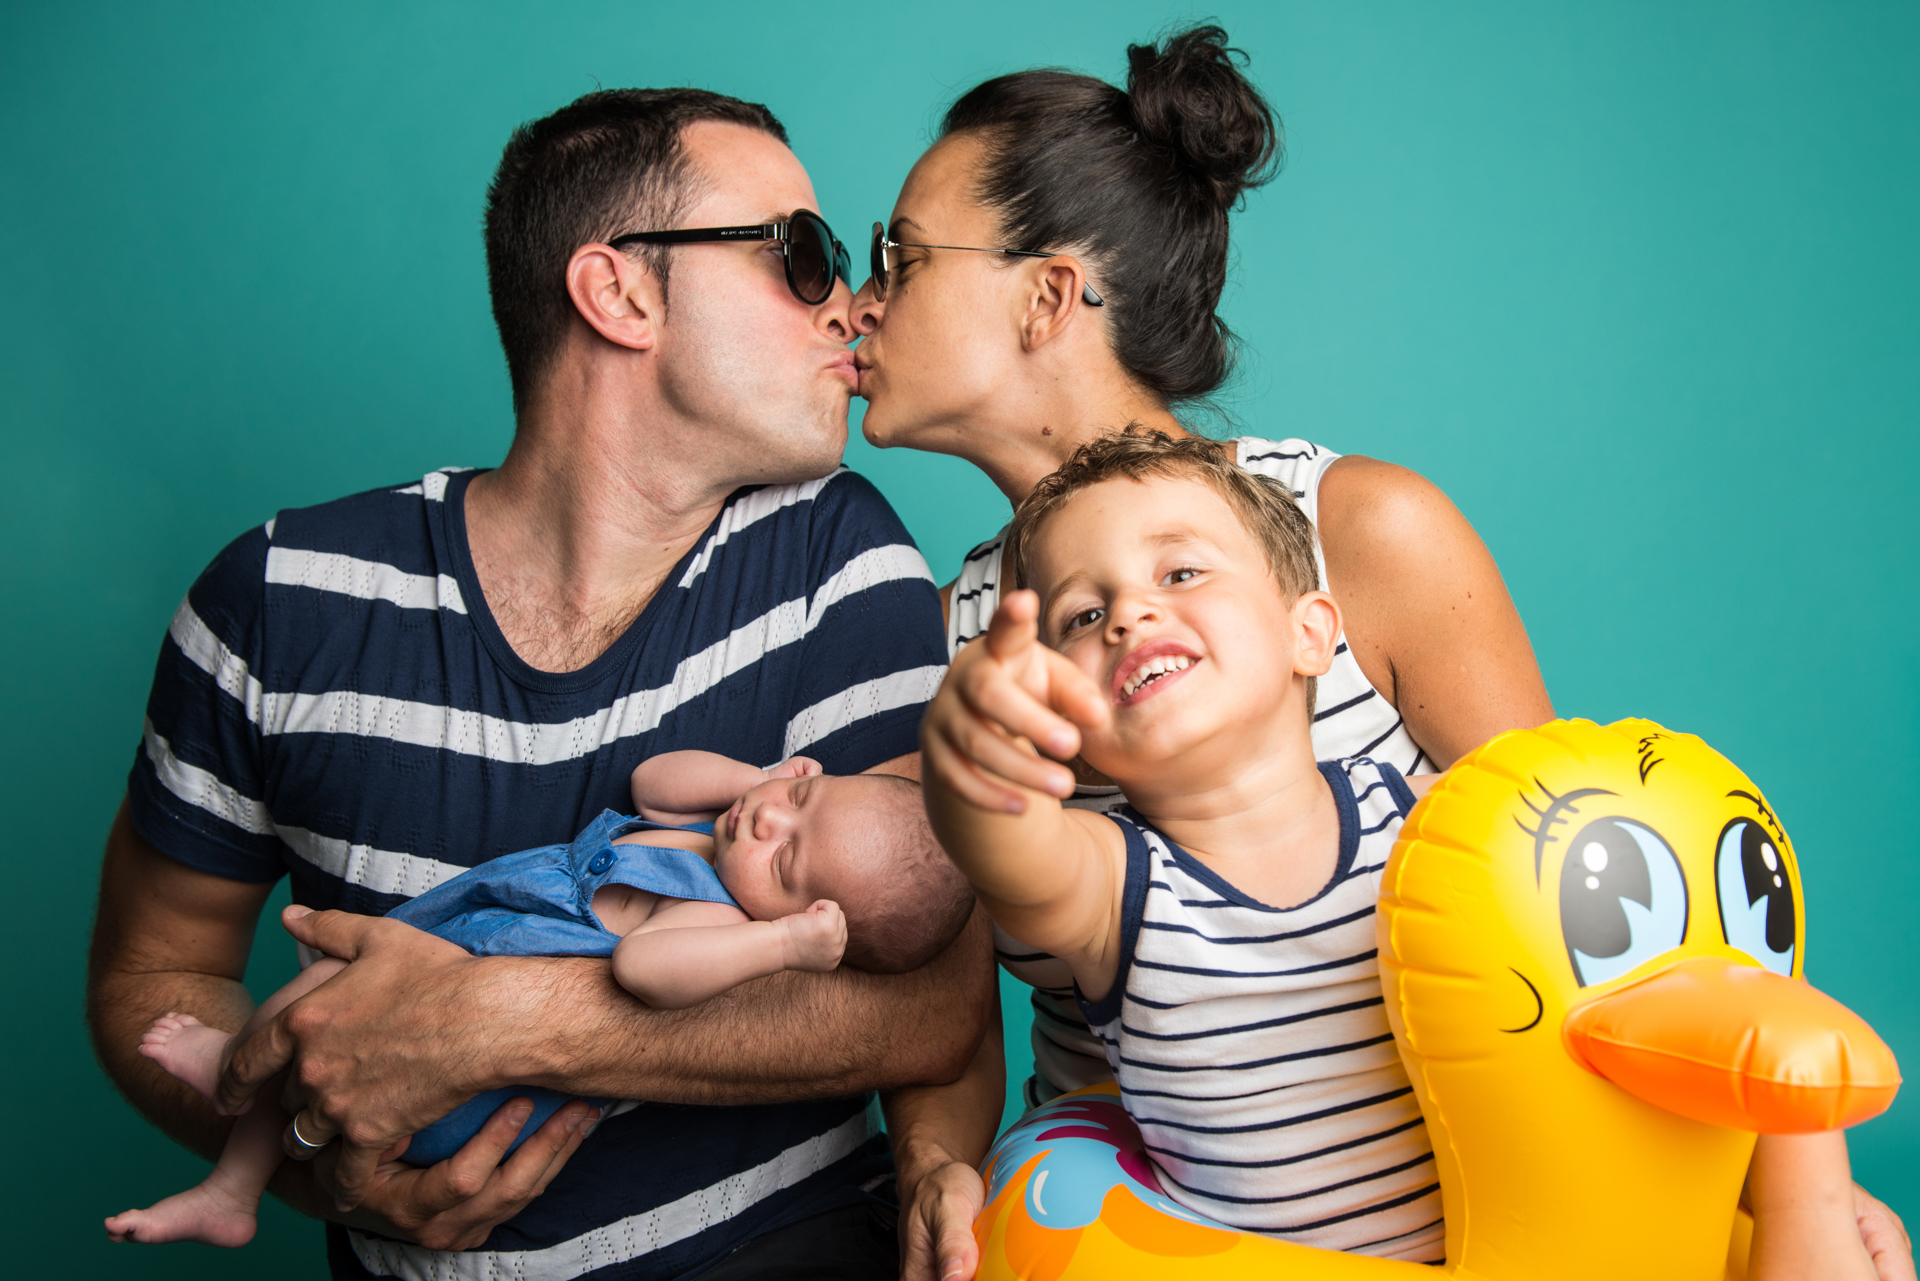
[972,719,1900,1281]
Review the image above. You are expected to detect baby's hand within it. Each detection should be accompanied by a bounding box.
[777,900,847,972]
[763,756,823,781]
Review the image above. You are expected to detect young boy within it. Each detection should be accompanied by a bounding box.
[107,750,973,1249]
[919,431,1886,1274]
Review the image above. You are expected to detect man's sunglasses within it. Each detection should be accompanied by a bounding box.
[610,209,852,306]
[869,222,1104,306]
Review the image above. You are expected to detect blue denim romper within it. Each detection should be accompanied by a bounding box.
[387,809,739,1166]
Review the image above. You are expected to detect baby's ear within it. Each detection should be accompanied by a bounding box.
[1291,590,1342,677]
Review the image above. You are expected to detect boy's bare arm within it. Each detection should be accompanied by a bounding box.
[921,592,1125,986]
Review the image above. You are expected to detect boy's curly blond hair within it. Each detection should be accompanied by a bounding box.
[1002,429,1323,713]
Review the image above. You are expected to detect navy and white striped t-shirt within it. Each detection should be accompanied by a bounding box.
[1078,759,1444,1262]
[128,464,949,1281]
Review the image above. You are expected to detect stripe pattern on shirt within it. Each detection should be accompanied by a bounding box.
[1080,759,1443,1262]
[946,436,1430,1102]
[128,465,947,1280]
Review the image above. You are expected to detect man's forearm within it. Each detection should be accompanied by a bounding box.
[87,965,254,1160]
[496,906,997,1104]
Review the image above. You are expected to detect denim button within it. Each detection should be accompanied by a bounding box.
[587,850,614,875]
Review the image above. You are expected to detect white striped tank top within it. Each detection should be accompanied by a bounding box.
[948,437,1433,1103]
[1081,758,1443,1261]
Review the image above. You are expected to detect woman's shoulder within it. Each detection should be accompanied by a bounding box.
[1313,453,1470,565]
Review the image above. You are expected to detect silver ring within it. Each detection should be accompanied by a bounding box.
[285,1111,330,1161]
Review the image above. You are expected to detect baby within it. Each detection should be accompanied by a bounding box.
[106,749,973,1248]
[920,431,1887,1272]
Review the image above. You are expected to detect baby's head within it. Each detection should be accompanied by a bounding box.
[712,772,973,972]
[1002,429,1336,782]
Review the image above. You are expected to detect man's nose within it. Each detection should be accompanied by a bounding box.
[815,280,856,343]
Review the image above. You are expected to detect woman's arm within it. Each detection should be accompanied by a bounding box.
[630,749,820,823]
[884,972,1006,1281]
[1318,456,1554,768]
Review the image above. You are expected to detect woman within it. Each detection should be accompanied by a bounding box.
[859,25,1909,1281]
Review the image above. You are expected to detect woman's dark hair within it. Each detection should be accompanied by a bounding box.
[941,25,1280,406]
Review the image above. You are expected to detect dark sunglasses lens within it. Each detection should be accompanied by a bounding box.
[870,223,888,299]
[787,212,834,303]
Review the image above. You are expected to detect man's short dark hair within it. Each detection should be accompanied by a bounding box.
[484,88,789,411]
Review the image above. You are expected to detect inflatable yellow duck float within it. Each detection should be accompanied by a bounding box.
[971,719,1899,1281]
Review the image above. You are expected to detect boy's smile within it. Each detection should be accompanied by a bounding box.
[1027,474,1320,778]
[1111,640,1199,706]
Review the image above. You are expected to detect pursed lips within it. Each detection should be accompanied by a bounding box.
[1110,640,1201,706]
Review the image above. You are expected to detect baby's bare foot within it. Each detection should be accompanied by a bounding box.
[780,900,847,972]
[137,1013,233,1102]
[105,1178,258,1248]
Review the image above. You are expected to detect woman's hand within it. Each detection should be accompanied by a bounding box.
[922,591,1109,814]
[898,1157,988,1281]
[1856,1183,1916,1281]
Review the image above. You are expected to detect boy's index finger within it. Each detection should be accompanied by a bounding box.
[983,591,1041,663]
[1044,647,1112,731]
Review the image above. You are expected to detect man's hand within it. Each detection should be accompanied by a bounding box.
[921,590,1108,814]
[218,905,527,1210]
[284,1094,598,1250]
[899,1159,987,1281]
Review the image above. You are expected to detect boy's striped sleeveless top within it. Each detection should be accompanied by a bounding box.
[1081,759,1443,1261]
[949,437,1433,1102]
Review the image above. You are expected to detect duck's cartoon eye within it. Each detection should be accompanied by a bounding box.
[1715,818,1796,976]
[1559,816,1688,987]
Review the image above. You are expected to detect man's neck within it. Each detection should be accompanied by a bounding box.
[463,400,740,675]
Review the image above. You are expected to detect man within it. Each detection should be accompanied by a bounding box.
[87,88,992,1279]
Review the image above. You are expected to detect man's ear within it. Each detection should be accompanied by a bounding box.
[1019,256,1097,353]
[566,244,660,352]
[1292,590,1343,678]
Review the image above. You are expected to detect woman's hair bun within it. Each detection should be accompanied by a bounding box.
[1125,24,1281,210]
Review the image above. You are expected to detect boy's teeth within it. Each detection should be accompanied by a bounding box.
[1122,654,1192,699]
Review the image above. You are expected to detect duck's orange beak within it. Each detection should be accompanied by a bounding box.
[1563,956,1900,1133]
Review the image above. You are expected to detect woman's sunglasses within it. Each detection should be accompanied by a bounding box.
[869,223,1104,306]
[610,209,852,306]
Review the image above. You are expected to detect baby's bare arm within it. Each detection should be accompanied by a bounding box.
[611,899,846,1009]
[630,750,820,823]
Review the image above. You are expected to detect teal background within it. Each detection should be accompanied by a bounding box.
[4,2,1914,1275]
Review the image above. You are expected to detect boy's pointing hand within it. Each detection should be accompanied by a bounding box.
[923,591,1109,814]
